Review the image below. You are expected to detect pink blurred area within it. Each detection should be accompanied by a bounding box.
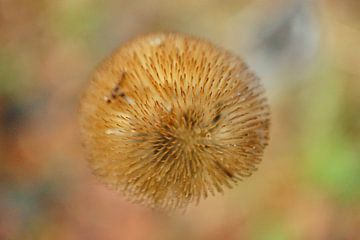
[1,0,360,239]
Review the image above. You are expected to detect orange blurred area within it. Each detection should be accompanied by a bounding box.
[1,0,360,239]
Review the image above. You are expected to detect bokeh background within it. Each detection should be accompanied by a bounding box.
[1,0,360,239]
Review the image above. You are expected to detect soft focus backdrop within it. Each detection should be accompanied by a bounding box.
[1,0,360,239]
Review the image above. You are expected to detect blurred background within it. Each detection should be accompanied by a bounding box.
[1,0,359,239]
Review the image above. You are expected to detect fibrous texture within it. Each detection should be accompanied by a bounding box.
[79,33,270,211]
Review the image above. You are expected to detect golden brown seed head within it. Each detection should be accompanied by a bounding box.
[79,33,270,211]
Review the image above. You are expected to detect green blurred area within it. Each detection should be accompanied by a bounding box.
[299,65,359,201]
[0,0,359,239]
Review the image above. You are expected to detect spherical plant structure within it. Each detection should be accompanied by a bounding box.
[79,33,270,211]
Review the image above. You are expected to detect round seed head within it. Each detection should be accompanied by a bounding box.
[79,33,270,211]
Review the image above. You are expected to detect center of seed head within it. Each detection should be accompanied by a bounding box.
[152,107,216,156]
[177,127,203,146]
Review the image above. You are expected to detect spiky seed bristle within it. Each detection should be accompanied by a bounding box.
[79,33,270,211]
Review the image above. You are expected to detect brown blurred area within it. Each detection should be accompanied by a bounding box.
[1,0,360,239]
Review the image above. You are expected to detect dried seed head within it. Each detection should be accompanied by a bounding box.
[79,33,270,211]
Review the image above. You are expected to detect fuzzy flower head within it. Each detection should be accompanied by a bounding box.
[79,33,270,211]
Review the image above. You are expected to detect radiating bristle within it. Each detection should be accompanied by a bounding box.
[79,33,270,211]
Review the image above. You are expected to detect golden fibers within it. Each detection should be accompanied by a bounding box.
[79,33,270,211]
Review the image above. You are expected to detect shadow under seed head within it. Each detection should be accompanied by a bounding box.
[79,32,270,212]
